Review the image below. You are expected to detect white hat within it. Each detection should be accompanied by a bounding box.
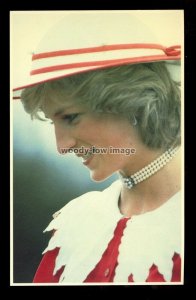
[13,11,181,99]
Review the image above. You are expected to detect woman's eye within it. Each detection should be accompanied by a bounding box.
[61,113,79,124]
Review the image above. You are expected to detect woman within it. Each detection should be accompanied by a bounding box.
[13,11,182,284]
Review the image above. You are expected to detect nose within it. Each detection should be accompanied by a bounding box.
[54,124,76,155]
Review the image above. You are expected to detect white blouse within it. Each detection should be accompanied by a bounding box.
[42,180,182,283]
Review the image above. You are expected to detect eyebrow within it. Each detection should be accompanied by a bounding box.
[55,105,76,116]
[54,109,65,117]
[45,104,76,119]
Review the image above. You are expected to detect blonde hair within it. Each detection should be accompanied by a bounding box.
[21,62,181,149]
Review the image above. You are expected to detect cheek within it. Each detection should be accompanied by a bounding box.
[104,131,133,149]
[74,119,104,140]
[102,122,134,147]
[76,116,134,148]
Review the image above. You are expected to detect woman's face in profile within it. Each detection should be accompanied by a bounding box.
[43,97,143,181]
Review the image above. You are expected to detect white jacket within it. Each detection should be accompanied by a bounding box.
[43,180,182,283]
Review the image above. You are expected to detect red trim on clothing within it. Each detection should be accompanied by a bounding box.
[32,44,180,60]
[84,217,181,283]
[33,220,181,283]
[84,217,129,282]
[171,252,181,282]
[30,54,180,76]
[146,264,166,282]
[145,252,181,282]
[33,247,64,283]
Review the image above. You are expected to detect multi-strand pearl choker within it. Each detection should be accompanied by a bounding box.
[120,147,179,189]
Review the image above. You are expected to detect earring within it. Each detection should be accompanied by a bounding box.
[132,115,137,126]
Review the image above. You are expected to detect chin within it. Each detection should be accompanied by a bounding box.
[89,170,113,182]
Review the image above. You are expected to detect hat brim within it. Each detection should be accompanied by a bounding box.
[13,51,181,99]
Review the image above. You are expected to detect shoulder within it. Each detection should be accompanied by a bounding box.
[44,180,121,233]
[55,179,120,216]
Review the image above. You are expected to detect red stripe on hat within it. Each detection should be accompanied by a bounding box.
[32,44,180,60]
[31,54,181,75]
[165,45,181,56]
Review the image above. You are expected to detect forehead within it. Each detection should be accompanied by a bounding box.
[39,86,74,115]
[41,96,77,118]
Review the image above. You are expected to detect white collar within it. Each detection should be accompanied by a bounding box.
[43,180,182,283]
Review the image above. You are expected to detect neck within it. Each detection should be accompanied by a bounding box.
[119,147,181,217]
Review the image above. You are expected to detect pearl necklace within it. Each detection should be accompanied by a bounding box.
[120,147,179,189]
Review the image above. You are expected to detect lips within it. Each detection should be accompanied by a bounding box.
[75,147,93,164]
[81,149,94,166]
[81,151,93,162]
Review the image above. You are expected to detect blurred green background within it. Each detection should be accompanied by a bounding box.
[13,102,117,283]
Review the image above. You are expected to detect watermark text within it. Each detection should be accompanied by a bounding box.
[60,146,136,156]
